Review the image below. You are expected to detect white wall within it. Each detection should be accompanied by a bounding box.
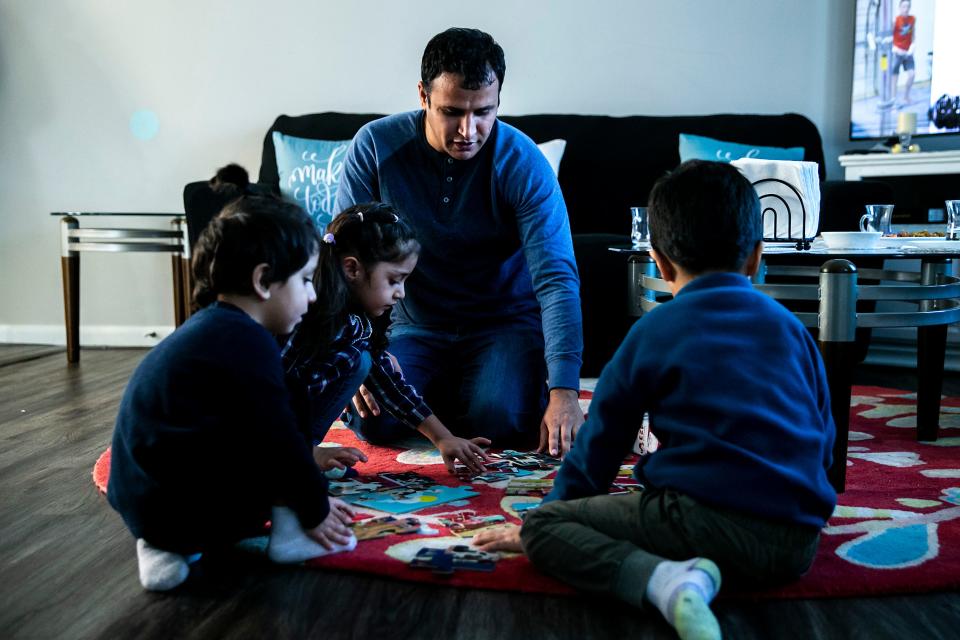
[0,0,956,344]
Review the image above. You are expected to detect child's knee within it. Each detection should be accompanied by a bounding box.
[518,502,565,562]
[349,410,404,445]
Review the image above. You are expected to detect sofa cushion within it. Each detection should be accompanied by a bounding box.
[678,132,805,164]
[537,139,566,176]
[272,132,351,229]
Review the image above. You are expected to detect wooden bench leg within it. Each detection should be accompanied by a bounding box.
[60,217,80,364]
[171,254,185,326]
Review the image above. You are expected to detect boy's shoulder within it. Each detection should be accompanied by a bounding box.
[645,273,804,333]
[153,303,279,365]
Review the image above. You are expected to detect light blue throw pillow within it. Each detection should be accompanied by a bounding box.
[272,131,351,229]
[678,133,804,164]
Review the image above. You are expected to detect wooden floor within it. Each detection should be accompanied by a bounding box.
[2,345,959,639]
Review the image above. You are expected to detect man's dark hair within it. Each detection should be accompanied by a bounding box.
[191,196,319,309]
[421,27,505,93]
[648,160,761,274]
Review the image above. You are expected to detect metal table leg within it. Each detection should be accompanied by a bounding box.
[818,259,858,493]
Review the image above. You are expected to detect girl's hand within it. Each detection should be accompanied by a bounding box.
[313,445,368,471]
[351,352,401,418]
[305,497,356,549]
[351,384,380,418]
[436,436,492,474]
[473,525,524,554]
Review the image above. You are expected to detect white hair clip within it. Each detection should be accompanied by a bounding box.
[356,211,364,222]
[322,232,335,244]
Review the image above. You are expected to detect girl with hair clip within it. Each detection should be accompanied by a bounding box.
[283,202,492,475]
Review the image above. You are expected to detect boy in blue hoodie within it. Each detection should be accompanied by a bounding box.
[476,160,837,640]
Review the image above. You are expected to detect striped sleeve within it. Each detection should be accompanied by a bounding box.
[364,350,432,430]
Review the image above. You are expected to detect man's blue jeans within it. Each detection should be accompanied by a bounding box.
[347,321,547,448]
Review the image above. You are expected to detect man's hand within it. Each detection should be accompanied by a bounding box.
[436,436,493,475]
[536,388,584,458]
[472,525,524,554]
[305,497,356,550]
[313,445,368,471]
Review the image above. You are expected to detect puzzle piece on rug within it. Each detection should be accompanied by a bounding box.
[454,459,537,483]
[609,483,643,495]
[432,510,507,536]
[345,485,480,514]
[377,471,436,491]
[490,450,561,471]
[410,544,500,574]
[513,501,541,518]
[505,477,554,496]
[350,515,422,540]
[470,468,534,484]
[328,477,384,497]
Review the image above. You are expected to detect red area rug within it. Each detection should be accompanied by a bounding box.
[93,385,960,599]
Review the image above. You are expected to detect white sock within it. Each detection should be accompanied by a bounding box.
[267,506,357,564]
[646,558,722,640]
[136,538,190,591]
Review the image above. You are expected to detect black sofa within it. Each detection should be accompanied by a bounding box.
[184,111,891,376]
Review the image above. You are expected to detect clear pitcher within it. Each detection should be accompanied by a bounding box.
[860,204,894,235]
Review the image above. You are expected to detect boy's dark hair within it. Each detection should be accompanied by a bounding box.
[421,28,505,93]
[298,202,420,356]
[191,196,320,309]
[648,160,761,274]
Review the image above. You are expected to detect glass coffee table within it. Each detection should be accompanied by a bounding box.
[52,212,190,363]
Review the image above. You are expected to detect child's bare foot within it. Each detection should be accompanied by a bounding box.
[267,506,357,563]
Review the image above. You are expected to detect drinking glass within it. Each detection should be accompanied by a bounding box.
[946,200,960,240]
[630,207,649,248]
[859,204,894,235]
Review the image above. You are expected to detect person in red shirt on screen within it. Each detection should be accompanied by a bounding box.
[891,0,916,108]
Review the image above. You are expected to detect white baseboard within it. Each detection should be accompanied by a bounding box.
[0,324,174,347]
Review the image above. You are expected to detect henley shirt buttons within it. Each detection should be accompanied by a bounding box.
[443,197,451,204]
[447,158,454,164]
[446,176,453,182]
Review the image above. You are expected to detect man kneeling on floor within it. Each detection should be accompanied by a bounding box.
[475,160,837,640]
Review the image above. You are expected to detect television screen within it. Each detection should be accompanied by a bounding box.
[849,0,960,140]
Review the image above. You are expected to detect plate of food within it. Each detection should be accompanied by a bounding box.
[877,231,951,247]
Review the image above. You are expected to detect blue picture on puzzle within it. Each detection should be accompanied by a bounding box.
[345,485,480,514]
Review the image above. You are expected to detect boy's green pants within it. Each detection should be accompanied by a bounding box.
[520,488,821,604]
